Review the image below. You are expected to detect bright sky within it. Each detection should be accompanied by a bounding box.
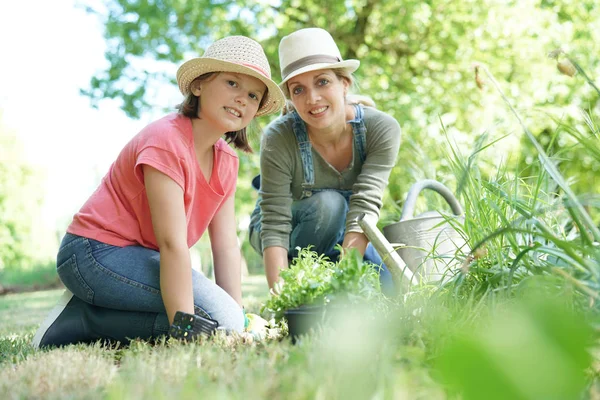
[0,0,166,231]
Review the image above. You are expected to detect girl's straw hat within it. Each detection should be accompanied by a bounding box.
[278,28,360,94]
[177,36,284,117]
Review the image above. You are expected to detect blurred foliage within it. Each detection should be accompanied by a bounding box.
[82,0,600,222]
[0,114,54,272]
[436,287,594,400]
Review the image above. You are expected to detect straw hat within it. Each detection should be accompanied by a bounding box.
[278,28,360,94]
[176,36,284,117]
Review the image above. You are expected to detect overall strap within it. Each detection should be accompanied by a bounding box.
[291,111,315,198]
[348,104,367,163]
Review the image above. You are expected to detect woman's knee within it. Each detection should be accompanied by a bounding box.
[311,191,347,215]
[294,191,347,226]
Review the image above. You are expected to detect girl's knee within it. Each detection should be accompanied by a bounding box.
[211,305,244,333]
[192,281,245,333]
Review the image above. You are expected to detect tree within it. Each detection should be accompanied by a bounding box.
[0,113,53,271]
[83,0,600,219]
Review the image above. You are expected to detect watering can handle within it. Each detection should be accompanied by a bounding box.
[400,179,463,221]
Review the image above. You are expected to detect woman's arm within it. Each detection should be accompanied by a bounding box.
[342,232,369,255]
[346,109,402,235]
[263,246,289,289]
[208,195,242,306]
[258,121,296,289]
[144,165,193,324]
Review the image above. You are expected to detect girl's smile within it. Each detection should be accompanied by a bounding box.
[193,72,266,134]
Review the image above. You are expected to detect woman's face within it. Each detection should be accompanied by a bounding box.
[286,69,349,132]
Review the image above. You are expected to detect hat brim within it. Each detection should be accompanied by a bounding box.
[177,58,285,117]
[279,59,360,96]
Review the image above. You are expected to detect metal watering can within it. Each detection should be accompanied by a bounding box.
[382,180,466,283]
[358,180,466,288]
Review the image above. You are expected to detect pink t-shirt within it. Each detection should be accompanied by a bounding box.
[68,113,239,250]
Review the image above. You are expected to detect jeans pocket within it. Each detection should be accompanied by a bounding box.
[57,254,94,303]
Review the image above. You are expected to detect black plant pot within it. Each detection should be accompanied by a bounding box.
[284,304,326,343]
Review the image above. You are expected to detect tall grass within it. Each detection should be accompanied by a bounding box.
[435,63,600,304]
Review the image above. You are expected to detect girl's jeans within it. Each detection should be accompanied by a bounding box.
[249,191,395,294]
[56,233,244,335]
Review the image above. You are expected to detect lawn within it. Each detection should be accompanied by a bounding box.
[0,276,447,399]
[1,273,597,399]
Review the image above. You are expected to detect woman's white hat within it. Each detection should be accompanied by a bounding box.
[176,36,285,117]
[278,28,360,94]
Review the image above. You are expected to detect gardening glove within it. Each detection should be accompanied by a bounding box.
[169,311,218,341]
[243,308,250,329]
[244,313,270,339]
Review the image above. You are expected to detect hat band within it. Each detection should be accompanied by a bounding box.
[240,62,270,79]
[281,55,341,80]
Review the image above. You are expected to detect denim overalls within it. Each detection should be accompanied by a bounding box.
[249,105,394,293]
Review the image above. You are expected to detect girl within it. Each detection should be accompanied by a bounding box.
[34,36,284,348]
[249,28,401,293]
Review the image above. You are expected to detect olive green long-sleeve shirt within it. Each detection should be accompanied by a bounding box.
[258,106,401,250]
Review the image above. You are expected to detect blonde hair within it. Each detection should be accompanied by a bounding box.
[281,67,376,115]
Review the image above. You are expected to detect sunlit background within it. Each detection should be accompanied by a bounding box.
[1,1,599,398]
[0,0,170,263]
[1,0,599,274]
[1,0,156,222]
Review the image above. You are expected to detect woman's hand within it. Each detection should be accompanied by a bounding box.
[263,246,289,290]
[342,231,369,256]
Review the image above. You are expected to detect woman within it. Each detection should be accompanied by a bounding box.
[33,35,284,348]
[249,28,401,292]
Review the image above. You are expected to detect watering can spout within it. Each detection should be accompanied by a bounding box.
[356,213,413,291]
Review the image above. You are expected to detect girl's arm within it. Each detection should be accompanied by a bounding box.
[208,195,242,306]
[263,246,289,290]
[144,165,193,324]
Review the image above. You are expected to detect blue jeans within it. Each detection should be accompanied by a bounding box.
[56,233,244,334]
[250,191,395,295]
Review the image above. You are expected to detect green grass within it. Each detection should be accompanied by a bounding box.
[1,275,597,399]
[0,289,63,337]
[0,262,59,288]
[0,277,445,399]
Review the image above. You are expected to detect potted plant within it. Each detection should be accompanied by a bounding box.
[262,247,387,342]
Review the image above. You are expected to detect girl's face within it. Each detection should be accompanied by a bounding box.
[193,72,266,133]
[286,69,349,132]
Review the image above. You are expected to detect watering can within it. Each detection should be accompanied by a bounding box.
[357,180,467,289]
[382,180,467,283]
